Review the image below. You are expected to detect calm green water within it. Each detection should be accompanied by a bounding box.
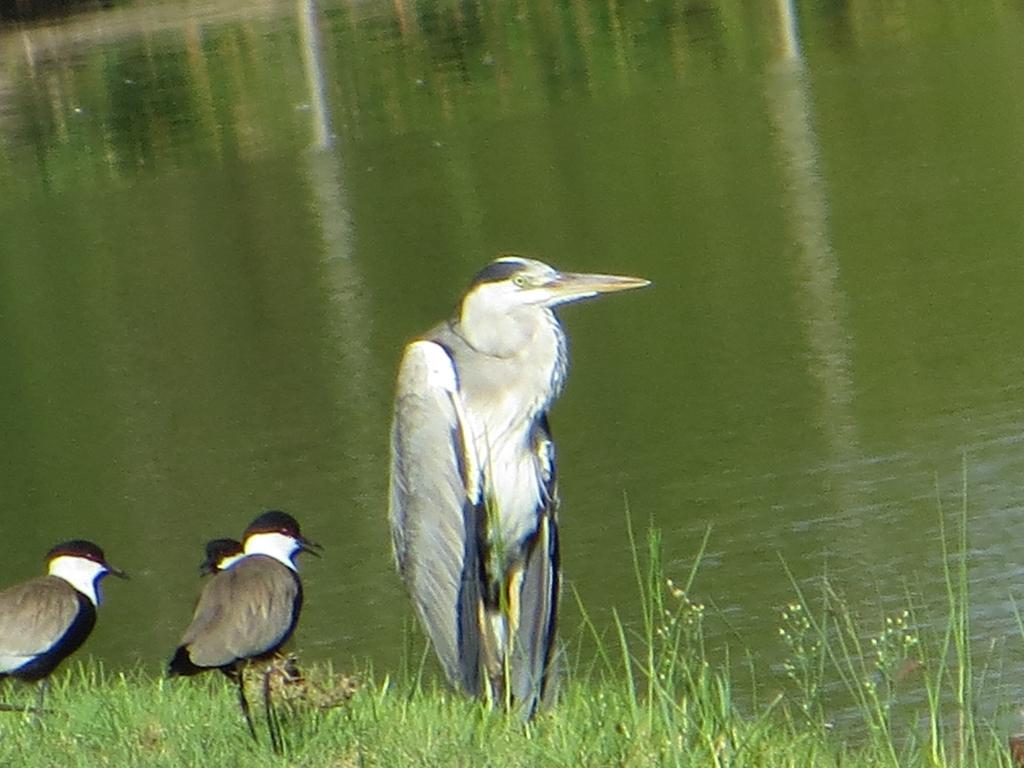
[3,0,1024,720]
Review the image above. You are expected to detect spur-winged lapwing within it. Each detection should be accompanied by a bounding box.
[199,537,306,693]
[0,540,126,711]
[199,539,244,576]
[168,511,320,748]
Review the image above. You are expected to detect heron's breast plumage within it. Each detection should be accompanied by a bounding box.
[445,309,566,551]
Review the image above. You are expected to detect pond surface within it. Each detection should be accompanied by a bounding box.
[3,0,1024,725]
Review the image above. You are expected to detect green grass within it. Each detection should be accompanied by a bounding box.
[0,496,1016,766]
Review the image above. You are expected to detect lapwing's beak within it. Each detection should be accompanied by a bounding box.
[107,563,130,579]
[299,537,323,558]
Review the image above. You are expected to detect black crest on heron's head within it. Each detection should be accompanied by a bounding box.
[244,510,303,539]
[467,255,531,288]
[45,539,107,565]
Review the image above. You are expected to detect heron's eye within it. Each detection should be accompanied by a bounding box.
[512,275,528,288]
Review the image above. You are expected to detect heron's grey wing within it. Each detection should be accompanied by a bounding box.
[389,339,485,694]
[511,413,561,716]
[180,557,300,668]
[0,577,79,673]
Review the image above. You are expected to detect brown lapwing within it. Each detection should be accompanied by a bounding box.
[200,537,306,689]
[199,537,305,695]
[0,540,127,712]
[199,539,244,576]
[168,511,320,750]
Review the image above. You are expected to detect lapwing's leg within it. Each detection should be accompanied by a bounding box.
[0,679,20,714]
[263,666,282,755]
[231,668,258,742]
[33,680,49,723]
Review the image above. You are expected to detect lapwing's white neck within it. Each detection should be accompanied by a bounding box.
[48,556,107,606]
[218,552,247,571]
[243,532,300,572]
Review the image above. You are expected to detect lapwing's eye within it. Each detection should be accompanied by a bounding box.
[512,275,528,288]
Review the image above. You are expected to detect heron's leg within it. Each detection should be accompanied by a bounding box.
[503,565,526,713]
[230,668,258,742]
[262,666,282,755]
[509,516,559,721]
[479,603,505,709]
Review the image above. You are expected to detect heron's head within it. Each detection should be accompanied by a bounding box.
[463,255,650,314]
[458,255,649,356]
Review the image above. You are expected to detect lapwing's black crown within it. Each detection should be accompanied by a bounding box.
[204,538,243,561]
[45,539,107,565]
[244,510,302,538]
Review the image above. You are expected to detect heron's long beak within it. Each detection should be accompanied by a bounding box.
[545,270,651,304]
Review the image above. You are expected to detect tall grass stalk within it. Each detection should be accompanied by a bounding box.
[935,462,976,767]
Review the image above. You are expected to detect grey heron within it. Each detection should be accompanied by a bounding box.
[389,254,649,717]
[168,510,321,749]
[0,540,126,712]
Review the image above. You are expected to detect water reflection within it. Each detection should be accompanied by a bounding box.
[765,1,862,515]
[297,0,331,149]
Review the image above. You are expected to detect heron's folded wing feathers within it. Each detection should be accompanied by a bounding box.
[389,340,483,691]
[511,415,560,715]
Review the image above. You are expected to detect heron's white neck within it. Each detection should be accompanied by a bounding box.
[461,299,550,359]
[49,556,106,606]
[243,532,300,572]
